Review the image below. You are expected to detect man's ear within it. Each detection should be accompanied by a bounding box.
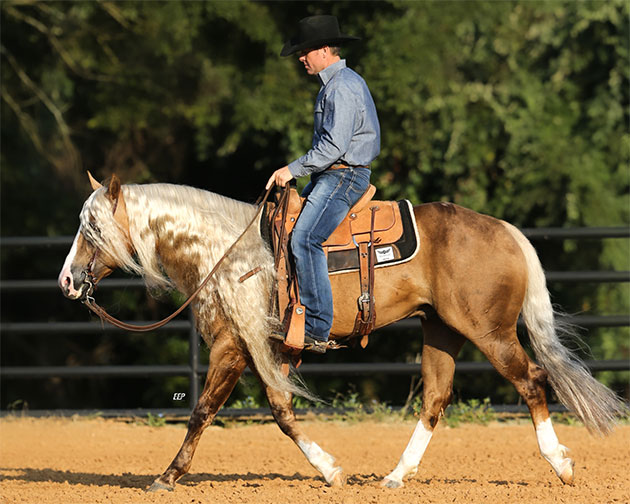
[87,171,103,191]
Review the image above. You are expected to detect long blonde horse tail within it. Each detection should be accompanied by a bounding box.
[502,222,627,435]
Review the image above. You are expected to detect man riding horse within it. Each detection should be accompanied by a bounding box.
[58,13,626,493]
[266,15,381,353]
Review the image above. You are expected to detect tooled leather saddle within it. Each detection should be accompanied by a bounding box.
[264,183,412,355]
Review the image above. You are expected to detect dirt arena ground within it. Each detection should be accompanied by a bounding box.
[1,416,628,504]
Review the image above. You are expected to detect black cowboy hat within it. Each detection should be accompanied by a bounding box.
[280,15,360,57]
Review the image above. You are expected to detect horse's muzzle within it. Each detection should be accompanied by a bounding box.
[58,268,89,300]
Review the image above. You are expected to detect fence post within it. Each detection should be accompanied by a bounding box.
[188,309,200,413]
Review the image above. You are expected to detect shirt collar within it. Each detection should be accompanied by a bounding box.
[317,59,346,86]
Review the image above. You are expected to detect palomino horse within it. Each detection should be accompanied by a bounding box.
[58,174,625,490]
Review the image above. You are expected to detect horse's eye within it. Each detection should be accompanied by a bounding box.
[88,221,102,239]
[81,232,95,248]
[81,220,102,247]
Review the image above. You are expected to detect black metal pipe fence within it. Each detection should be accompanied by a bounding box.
[1,227,629,417]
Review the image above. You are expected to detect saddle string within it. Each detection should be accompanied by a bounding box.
[81,185,276,333]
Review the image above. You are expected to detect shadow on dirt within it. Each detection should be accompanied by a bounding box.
[0,468,315,489]
[0,468,530,489]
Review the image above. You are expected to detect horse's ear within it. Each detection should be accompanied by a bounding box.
[106,174,129,230]
[87,171,103,191]
[107,174,122,202]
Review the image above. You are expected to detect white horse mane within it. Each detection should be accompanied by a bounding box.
[79,183,307,398]
[81,183,261,287]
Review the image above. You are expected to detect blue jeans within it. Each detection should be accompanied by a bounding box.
[290,167,371,341]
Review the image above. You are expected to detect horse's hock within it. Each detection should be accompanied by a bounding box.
[1,417,629,504]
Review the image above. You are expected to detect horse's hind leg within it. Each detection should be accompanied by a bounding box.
[148,330,247,492]
[255,372,344,486]
[383,317,465,488]
[472,327,575,484]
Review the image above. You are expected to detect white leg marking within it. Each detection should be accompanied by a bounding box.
[382,420,433,488]
[297,440,343,485]
[536,418,574,483]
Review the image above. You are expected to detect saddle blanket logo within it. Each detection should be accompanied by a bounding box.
[375,246,395,263]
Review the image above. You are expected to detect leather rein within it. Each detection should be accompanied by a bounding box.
[81,185,278,333]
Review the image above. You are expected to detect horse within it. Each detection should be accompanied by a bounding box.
[58,173,626,491]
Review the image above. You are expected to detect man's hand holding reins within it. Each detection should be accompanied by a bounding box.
[266,166,294,190]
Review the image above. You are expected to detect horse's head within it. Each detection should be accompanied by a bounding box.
[58,173,132,300]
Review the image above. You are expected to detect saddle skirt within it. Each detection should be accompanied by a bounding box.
[324,195,402,251]
[325,197,418,275]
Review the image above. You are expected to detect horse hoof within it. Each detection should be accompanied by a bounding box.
[559,459,575,486]
[147,480,174,492]
[381,477,403,489]
[328,467,346,487]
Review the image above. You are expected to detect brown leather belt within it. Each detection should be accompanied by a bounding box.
[329,163,369,170]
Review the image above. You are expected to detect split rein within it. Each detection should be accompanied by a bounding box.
[81,185,286,333]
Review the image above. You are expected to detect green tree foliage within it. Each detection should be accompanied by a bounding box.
[1,1,627,409]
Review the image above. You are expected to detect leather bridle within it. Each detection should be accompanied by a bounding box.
[80,185,275,332]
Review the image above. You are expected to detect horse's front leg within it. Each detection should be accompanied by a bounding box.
[148,330,247,492]
[258,371,344,487]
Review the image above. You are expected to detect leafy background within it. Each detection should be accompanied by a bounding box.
[1,0,628,411]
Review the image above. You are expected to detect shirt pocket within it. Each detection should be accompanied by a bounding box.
[313,100,325,131]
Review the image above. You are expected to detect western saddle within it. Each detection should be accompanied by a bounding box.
[266,183,404,359]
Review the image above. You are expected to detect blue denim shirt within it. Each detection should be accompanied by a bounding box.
[288,60,381,178]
